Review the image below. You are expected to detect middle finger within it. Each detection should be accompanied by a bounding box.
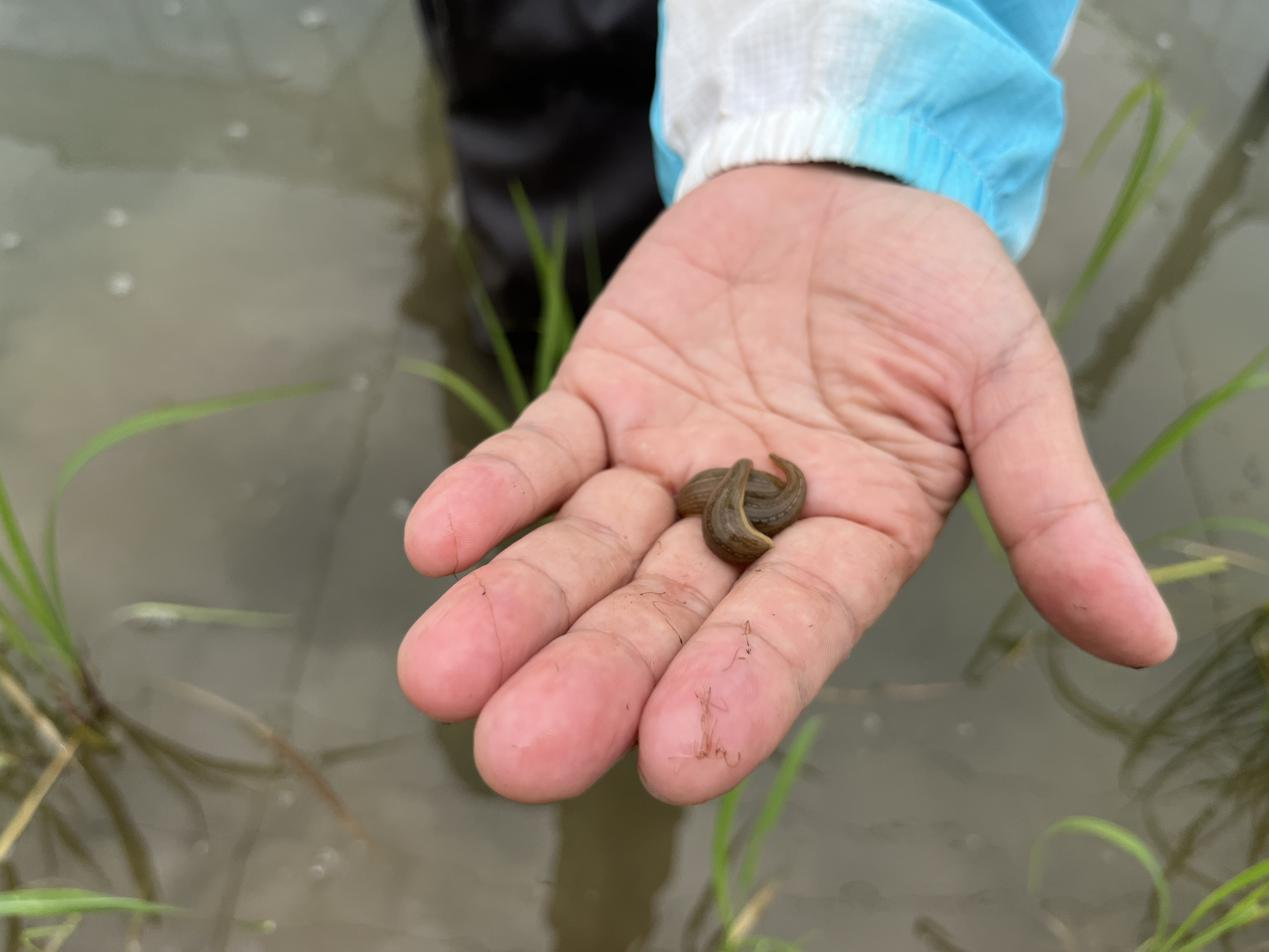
[397,467,674,722]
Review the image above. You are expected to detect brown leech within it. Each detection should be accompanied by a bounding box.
[676,454,807,564]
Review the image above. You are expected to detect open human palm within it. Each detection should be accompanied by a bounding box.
[398,165,1175,804]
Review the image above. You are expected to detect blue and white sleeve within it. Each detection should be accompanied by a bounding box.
[650,0,1079,258]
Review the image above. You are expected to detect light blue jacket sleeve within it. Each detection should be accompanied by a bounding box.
[651,0,1079,258]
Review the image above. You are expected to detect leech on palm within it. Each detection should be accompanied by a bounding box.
[398,165,1176,805]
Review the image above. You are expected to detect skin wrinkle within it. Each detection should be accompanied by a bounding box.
[555,509,646,570]
[445,508,460,576]
[470,571,506,688]
[516,421,590,489]
[587,625,662,687]
[638,228,739,295]
[464,450,544,513]
[594,306,712,397]
[568,343,707,414]
[496,555,577,628]
[726,286,781,420]
[737,620,813,708]
[958,316,1053,442]
[1003,495,1109,557]
[962,384,1052,459]
[638,572,717,626]
[754,555,866,651]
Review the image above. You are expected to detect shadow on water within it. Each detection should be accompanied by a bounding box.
[549,754,682,952]
[1075,66,1269,412]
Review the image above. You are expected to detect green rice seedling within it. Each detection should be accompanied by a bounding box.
[1051,79,1196,338]
[396,358,511,434]
[1108,349,1269,502]
[1037,605,1269,881]
[402,182,581,437]
[1030,815,1269,951]
[0,378,382,916]
[0,887,172,952]
[710,716,821,952]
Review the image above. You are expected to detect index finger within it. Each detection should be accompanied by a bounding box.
[405,389,608,576]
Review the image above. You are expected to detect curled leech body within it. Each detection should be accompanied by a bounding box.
[675,455,807,564]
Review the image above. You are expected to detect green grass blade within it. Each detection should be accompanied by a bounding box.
[110,602,292,631]
[1052,80,1164,337]
[0,606,44,669]
[1148,556,1229,586]
[713,780,747,931]
[1110,350,1269,501]
[960,485,1003,559]
[1172,884,1269,952]
[738,717,822,896]
[44,381,337,616]
[1157,859,1269,952]
[1081,79,1152,174]
[1029,816,1170,944]
[0,477,67,667]
[534,215,575,394]
[397,358,510,433]
[509,182,575,395]
[580,199,603,304]
[53,383,336,499]
[0,890,175,919]
[1136,116,1197,215]
[2,863,18,952]
[448,224,530,414]
[22,915,80,952]
[79,754,157,903]
[1141,516,1269,554]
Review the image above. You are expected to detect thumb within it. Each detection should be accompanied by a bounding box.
[958,319,1176,667]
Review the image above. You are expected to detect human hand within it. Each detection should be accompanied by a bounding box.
[398,165,1176,804]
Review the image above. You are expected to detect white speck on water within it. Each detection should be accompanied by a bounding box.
[126,939,142,952]
[316,846,341,867]
[266,61,293,82]
[0,231,21,251]
[108,272,135,296]
[275,787,297,808]
[307,845,341,881]
[193,838,211,855]
[392,498,413,521]
[1243,141,1263,160]
[298,6,329,29]
[104,207,129,228]
[225,120,250,141]
[161,0,182,15]
[348,372,370,393]
[955,721,975,739]
[861,712,882,736]
[961,832,983,852]
[259,920,277,935]
[1155,32,1174,51]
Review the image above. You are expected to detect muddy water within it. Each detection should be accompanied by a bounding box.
[0,2,1265,950]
